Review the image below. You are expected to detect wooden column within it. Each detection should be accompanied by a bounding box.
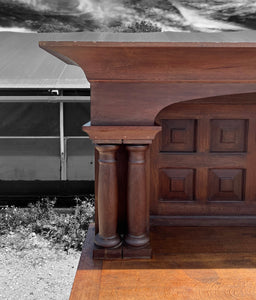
[124,145,152,258]
[94,145,122,254]
[83,125,161,259]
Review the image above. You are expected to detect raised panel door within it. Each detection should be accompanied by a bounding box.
[151,100,256,216]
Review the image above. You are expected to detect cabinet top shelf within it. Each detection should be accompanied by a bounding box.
[38,30,256,45]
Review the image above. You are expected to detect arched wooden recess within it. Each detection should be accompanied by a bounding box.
[150,93,256,226]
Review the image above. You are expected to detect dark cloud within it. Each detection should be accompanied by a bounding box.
[0,0,254,32]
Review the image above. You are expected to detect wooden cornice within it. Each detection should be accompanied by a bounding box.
[82,123,161,144]
[39,41,256,83]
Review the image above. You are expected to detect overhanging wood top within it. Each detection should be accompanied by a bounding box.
[39,31,256,43]
[39,31,256,83]
[39,31,256,126]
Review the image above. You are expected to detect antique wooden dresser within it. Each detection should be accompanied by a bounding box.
[40,31,256,259]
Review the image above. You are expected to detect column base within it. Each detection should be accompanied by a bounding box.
[125,233,150,247]
[94,244,152,260]
[123,243,152,259]
[93,244,123,259]
[123,234,152,259]
[95,233,122,248]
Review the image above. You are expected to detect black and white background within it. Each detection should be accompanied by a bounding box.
[1,2,256,300]
[0,0,255,33]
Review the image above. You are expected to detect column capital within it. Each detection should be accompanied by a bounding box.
[83,123,161,144]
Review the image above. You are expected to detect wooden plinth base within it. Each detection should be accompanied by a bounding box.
[93,245,122,259]
[70,223,256,300]
[93,243,152,259]
[123,244,152,259]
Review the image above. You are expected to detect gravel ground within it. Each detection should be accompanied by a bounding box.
[0,232,80,300]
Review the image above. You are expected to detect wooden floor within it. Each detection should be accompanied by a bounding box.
[70,224,256,300]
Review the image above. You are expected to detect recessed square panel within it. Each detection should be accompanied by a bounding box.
[220,178,233,192]
[171,128,186,144]
[161,119,196,152]
[208,169,244,201]
[160,168,195,201]
[220,129,236,143]
[170,177,185,192]
[210,119,247,152]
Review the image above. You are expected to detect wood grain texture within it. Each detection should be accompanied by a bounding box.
[69,224,102,300]
[39,38,256,126]
[125,145,150,249]
[93,244,122,260]
[151,100,256,218]
[71,224,256,300]
[40,37,256,265]
[39,42,256,82]
[82,125,161,144]
[94,145,121,249]
[94,145,128,257]
[90,83,256,125]
[150,215,256,226]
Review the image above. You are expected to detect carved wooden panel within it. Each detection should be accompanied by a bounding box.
[208,169,244,201]
[151,101,256,217]
[161,119,196,152]
[159,168,194,201]
[210,119,247,152]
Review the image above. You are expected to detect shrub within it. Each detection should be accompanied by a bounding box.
[113,20,162,32]
[0,196,95,251]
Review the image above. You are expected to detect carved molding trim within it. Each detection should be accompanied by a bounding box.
[83,123,161,144]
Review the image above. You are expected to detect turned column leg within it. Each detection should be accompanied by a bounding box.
[125,145,150,248]
[95,145,122,249]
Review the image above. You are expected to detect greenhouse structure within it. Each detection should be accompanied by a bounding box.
[0,32,94,205]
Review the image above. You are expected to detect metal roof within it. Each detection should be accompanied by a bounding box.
[0,32,90,89]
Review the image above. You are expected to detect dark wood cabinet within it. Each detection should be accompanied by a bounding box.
[40,32,256,259]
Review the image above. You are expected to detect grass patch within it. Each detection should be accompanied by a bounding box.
[0,196,94,252]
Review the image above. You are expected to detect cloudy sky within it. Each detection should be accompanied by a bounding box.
[0,0,255,33]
